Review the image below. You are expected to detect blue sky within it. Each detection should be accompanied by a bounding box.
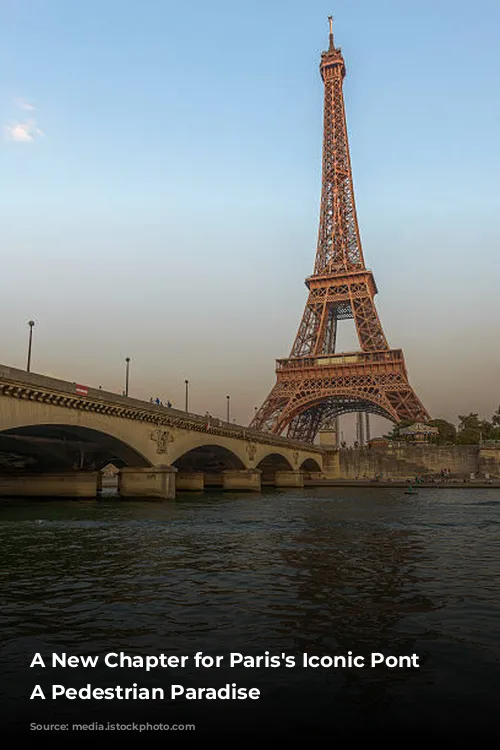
[1,0,499,432]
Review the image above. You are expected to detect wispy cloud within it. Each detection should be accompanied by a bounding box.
[15,98,36,111]
[3,96,43,143]
[4,120,44,143]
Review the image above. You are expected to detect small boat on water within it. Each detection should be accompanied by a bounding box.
[404,485,418,495]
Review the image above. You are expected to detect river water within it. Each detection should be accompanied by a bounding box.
[1,487,499,735]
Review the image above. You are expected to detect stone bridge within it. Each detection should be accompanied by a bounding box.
[0,364,324,499]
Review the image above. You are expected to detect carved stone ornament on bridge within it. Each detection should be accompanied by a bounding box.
[150,429,174,455]
[293,451,299,467]
[246,442,257,463]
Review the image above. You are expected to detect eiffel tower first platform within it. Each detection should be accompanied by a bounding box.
[251,18,430,443]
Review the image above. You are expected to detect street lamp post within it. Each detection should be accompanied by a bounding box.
[185,380,189,413]
[125,357,130,397]
[26,320,35,372]
[226,395,230,423]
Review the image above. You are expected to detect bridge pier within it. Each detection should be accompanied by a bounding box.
[0,471,99,498]
[275,470,304,488]
[118,465,177,500]
[204,473,224,488]
[222,469,261,492]
[176,472,204,491]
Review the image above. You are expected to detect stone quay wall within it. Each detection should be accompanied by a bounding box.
[323,444,499,480]
[478,444,500,479]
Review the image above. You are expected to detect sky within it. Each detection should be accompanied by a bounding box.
[1,0,499,437]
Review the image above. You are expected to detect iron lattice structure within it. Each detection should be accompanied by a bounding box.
[251,19,429,442]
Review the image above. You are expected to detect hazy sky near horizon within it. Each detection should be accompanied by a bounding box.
[1,0,499,433]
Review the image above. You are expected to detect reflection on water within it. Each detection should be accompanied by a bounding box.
[1,487,499,732]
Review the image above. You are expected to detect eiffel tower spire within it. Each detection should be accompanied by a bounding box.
[316,15,362,273]
[251,19,429,442]
[328,14,335,50]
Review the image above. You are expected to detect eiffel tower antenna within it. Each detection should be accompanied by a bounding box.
[328,15,334,50]
[251,19,429,442]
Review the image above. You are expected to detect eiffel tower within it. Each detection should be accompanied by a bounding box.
[251,17,429,442]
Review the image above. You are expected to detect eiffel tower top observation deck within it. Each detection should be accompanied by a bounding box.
[251,18,429,441]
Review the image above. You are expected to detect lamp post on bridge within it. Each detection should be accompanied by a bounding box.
[185,379,189,413]
[26,320,35,372]
[125,357,130,397]
[226,394,230,423]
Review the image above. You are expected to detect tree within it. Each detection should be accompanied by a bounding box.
[458,413,480,431]
[429,419,456,444]
[456,428,481,445]
[383,420,413,441]
[487,407,500,440]
[479,419,494,439]
[456,413,481,444]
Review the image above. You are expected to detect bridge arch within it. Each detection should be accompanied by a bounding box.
[173,443,246,490]
[169,432,249,468]
[0,423,152,472]
[256,452,293,485]
[300,457,322,473]
[173,444,245,473]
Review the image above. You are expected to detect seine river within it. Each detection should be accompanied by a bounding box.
[1,487,499,735]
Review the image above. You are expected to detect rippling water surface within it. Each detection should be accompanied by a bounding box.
[1,487,499,733]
